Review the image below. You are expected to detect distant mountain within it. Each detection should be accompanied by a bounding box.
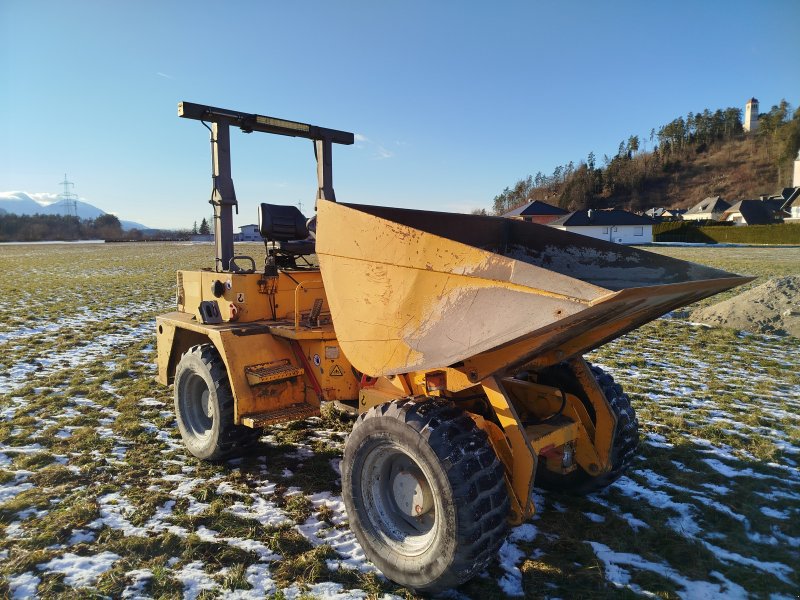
[0,191,148,230]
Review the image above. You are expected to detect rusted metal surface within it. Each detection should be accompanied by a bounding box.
[316,201,752,379]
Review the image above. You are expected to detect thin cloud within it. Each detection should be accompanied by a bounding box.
[354,133,395,159]
[28,192,61,205]
[156,72,174,80]
[375,146,393,160]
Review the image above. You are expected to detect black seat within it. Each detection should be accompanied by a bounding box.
[258,203,309,241]
[258,203,315,256]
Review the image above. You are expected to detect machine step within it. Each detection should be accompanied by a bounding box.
[244,359,304,386]
[240,402,319,428]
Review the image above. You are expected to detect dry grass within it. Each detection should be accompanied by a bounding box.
[0,242,798,598]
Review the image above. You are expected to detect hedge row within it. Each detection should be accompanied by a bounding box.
[653,222,800,244]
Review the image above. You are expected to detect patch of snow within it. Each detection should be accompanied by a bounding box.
[509,523,538,543]
[584,512,606,523]
[702,458,770,480]
[139,397,163,406]
[698,540,794,584]
[497,539,526,596]
[0,443,44,454]
[700,482,730,495]
[8,571,40,599]
[121,568,152,599]
[5,521,25,539]
[644,432,673,448]
[216,481,245,496]
[620,513,649,531]
[283,581,372,600]
[175,561,219,600]
[0,476,33,504]
[297,491,373,572]
[38,551,120,587]
[89,492,148,536]
[589,541,748,599]
[68,529,96,544]
[0,321,156,394]
[226,563,277,599]
[612,476,700,536]
[226,495,290,528]
[760,506,790,520]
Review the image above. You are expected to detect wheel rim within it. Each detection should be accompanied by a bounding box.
[361,442,438,555]
[180,372,213,440]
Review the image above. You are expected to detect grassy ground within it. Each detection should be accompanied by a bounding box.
[0,242,798,599]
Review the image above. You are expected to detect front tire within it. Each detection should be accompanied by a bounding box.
[174,344,258,460]
[342,399,509,593]
[535,364,639,493]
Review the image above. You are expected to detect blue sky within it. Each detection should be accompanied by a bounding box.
[1,0,798,229]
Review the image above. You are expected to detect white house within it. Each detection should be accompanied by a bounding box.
[238,223,262,242]
[548,209,655,244]
[683,196,731,221]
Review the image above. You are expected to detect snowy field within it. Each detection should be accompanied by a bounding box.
[0,243,798,599]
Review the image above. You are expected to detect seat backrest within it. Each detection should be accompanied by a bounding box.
[258,203,309,241]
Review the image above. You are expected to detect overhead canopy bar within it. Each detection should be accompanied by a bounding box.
[178,101,355,145]
[178,101,354,272]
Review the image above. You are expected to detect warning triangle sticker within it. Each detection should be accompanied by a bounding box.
[330,364,344,376]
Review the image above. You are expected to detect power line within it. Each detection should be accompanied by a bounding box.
[57,174,78,217]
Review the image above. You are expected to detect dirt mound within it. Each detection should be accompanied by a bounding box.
[690,276,800,338]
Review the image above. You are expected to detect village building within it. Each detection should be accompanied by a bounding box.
[722,200,786,226]
[502,200,568,224]
[682,196,731,221]
[645,207,686,220]
[237,223,262,242]
[768,187,800,213]
[548,209,655,244]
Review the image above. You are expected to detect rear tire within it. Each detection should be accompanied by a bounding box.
[535,364,638,493]
[342,398,509,593]
[174,344,259,460]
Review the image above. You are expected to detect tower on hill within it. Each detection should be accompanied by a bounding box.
[744,97,759,133]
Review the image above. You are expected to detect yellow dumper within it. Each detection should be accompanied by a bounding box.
[156,102,751,592]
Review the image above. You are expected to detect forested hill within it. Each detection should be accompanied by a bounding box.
[488,100,800,215]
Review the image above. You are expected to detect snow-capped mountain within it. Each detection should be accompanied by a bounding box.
[0,191,148,231]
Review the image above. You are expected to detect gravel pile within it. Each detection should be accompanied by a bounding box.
[690,276,800,338]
